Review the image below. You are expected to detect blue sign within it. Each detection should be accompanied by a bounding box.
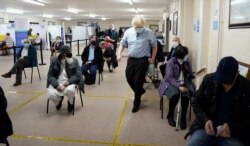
[213,20,219,31]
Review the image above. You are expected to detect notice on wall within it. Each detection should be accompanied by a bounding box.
[196,21,200,32]
[213,21,219,31]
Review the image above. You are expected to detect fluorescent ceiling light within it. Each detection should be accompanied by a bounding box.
[37,0,48,3]
[63,17,71,21]
[129,0,133,5]
[101,17,106,21]
[231,0,242,5]
[67,8,79,14]
[43,14,53,18]
[89,14,96,18]
[134,8,139,14]
[23,0,45,6]
[6,8,24,14]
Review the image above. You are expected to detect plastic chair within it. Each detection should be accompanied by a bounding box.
[46,85,83,115]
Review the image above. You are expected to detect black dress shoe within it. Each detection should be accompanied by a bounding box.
[167,116,176,127]
[132,106,140,113]
[56,96,64,110]
[67,101,74,113]
[2,72,11,78]
[13,82,21,86]
[180,117,187,130]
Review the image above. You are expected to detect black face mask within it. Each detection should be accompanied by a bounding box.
[91,41,96,46]
[66,52,72,58]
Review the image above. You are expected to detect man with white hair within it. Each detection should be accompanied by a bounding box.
[117,15,158,113]
[1,39,37,86]
[106,24,119,53]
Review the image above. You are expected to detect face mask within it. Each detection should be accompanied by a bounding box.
[23,44,29,48]
[177,59,183,65]
[66,57,74,64]
[135,27,144,34]
[56,39,61,43]
[183,55,189,62]
[173,41,179,48]
[91,41,96,46]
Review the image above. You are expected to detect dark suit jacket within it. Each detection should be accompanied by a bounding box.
[81,45,103,65]
[0,86,13,141]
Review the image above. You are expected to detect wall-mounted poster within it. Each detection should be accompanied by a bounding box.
[238,61,250,79]
[173,11,178,35]
[229,0,250,28]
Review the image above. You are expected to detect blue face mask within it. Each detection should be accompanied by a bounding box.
[135,27,144,34]
[23,44,29,48]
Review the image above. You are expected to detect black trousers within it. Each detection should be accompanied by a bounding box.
[126,57,149,106]
[9,58,31,83]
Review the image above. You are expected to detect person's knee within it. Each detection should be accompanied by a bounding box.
[187,130,214,146]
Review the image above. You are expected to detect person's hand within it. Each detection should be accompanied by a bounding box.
[205,120,216,136]
[216,123,231,138]
[179,86,188,93]
[63,81,69,87]
[56,85,64,92]
[148,58,155,64]
[117,54,122,62]
[86,61,91,64]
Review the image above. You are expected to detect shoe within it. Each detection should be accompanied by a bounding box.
[167,115,176,127]
[13,82,21,86]
[56,96,64,110]
[109,68,113,72]
[180,117,187,130]
[142,89,146,95]
[132,106,140,113]
[67,101,74,113]
[2,72,11,78]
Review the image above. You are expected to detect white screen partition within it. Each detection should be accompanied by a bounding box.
[72,26,87,41]
[29,24,47,49]
[0,24,16,44]
[47,25,62,41]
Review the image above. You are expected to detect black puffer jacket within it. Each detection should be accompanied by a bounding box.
[186,73,250,146]
[0,86,13,142]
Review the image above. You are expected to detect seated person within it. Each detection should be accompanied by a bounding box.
[0,33,14,55]
[186,56,250,146]
[81,36,103,84]
[100,36,117,72]
[47,45,84,113]
[159,46,195,130]
[0,86,13,144]
[1,39,37,86]
[51,36,63,56]
[167,36,182,61]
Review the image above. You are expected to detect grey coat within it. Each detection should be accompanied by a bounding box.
[47,58,84,93]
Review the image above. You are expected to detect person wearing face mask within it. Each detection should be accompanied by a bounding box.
[106,24,119,53]
[47,45,84,113]
[167,36,182,61]
[117,15,158,113]
[51,36,63,57]
[159,46,195,129]
[81,36,103,85]
[1,39,37,86]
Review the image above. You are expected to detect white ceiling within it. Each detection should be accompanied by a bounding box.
[0,0,173,20]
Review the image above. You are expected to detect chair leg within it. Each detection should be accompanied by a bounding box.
[79,90,83,107]
[5,139,9,146]
[23,69,27,79]
[189,99,192,121]
[72,97,75,116]
[101,72,103,81]
[98,72,100,85]
[31,67,33,83]
[175,94,182,131]
[37,66,41,80]
[160,97,164,119]
[46,99,49,114]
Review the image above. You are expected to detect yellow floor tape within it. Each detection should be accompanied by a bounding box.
[8,92,45,115]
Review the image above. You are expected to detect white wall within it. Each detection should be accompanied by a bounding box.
[0,12,63,25]
[220,0,250,65]
[63,19,159,31]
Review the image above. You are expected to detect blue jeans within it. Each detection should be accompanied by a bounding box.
[81,64,98,83]
[187,130,244,146]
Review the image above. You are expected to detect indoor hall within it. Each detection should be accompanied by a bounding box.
[0,47,189,146]
[1,0,250,146]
